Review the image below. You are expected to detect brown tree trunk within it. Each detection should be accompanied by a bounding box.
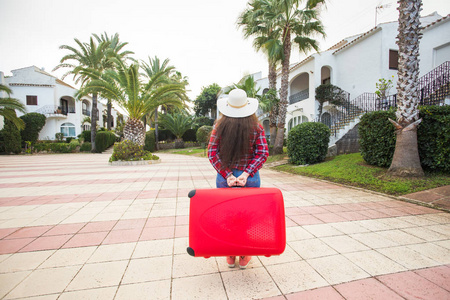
[274,28,291,154]
[107,100,112,131]
[268,61,278,146]
[91,93,98,153]
[388,0,424,177]
[388,123,424,176]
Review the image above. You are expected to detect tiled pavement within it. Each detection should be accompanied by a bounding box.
[0,153,449,300]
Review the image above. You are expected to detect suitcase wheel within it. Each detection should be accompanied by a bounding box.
[188,190,196,198]
[187,247,195,257]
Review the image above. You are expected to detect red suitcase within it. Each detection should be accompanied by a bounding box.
[187,187,286,258]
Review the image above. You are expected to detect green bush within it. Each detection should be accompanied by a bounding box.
[34,142,77,153]
[20,113,46,146]
[80,142,91,152]
[144,130,156,152]
[109,140,159,162]
[287,122,330,165]
[95,131,116,153]
[196,125,213,145]
[55,132,64,141]
[418,105,450,173]
[81,130,92,142]
[69,139,80,147]
[358,109,396,167]
[0,110,22,154]
[66,137,73,143]
[158,129,175,141]
[182,128,197,142]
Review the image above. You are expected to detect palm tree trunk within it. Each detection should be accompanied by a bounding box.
[107,100,112,130]
[91,93,98,152]
[154,108,159,150]
[274,28,291,154]
[388,0,424,177]
[268,61,278,146]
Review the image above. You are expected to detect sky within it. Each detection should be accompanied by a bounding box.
[1,0,449,101]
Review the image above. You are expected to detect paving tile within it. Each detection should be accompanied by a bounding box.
[334,277,403,300]
[39,247,96,268]
[307,254,370,285]
[258,245,302,266]
[330,221,371,234]
[379,229,425,245]
[402,226,449,242]
[132,239,174,258]
[172,273,228,300]
[406,243,450,264]
[289,214,323,226]
[62,231,108,248]
[0,250,54,272]
[115,280,171,300]
[87,243,135,263]
[140,226,174,241]
[122,256,172,284]
[66,260,128,291]
[43,223,84,236]
[350,232,398,249]
[0,238,35,255]
[78,220,117,233]
[286,226,314,241]
[58,286,117,300]
[0,228,18,239]
[343,250,406,276]
[222,267,281,300]
[415,266,450,292]
[320,235,370,253]
[377,246,441,269]
[377,270,450,300]
[0,271,31,299]
[289,238,337,259]
[5,266,80,299]
[286,286,344,300]
[102,228,141,244]
[5,226,52,239]
[172,254,218,278]
[19,234,73,252]
[266,260,328,294]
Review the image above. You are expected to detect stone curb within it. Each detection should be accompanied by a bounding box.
[109,159,162,166]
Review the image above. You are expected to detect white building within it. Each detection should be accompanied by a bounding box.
[255,12,450,145]
[1,66,121,140]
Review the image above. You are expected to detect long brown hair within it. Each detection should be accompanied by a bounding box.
[214,114,259,169]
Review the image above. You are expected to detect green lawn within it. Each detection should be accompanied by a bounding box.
[157,147,207,157]
[274,153,450,196]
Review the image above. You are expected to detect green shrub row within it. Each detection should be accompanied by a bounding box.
[34,142,77,153]
[196,125,213,145]
[287,122,330,165]
[80,142,91,152]
[359,106,450,172]
[95,131,116,153]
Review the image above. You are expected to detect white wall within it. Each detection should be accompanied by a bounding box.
[421,19,450,72]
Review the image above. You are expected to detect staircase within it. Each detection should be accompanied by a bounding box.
[324,61,450,147]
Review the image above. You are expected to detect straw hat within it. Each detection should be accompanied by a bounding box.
[217,89,259,118]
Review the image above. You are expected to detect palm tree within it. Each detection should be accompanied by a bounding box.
[267,0,326,154]
[388,0,424,177]
[54,37,110,152]
[93,32,134,130]
[141,56,189,149]
[158,113,194,148]
[0,84,26,130]
[80,59,187,145]
[238,0,283,145]
[227,76,261,97]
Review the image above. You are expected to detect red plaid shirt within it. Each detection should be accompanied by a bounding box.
[208,124,269,179]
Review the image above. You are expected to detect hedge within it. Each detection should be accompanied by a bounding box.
[95,131,116,153]
[287,122,330,165]
[196,125,213,145]
[358,109,396,167]
[80,142,91,152]
[34,142,77,153]
[80,130,92,142]
[144,130,156,152]
[182,128,197,142]
[0,110,22,154]
[20,113,46,146]
[358,106,450,172]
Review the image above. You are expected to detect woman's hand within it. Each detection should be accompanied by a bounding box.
[227,175,237,187]
[236,172,250,187]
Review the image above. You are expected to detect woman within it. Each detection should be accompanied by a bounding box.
[208,88,269,269]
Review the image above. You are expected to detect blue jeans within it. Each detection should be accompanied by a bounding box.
[216,169,261,188]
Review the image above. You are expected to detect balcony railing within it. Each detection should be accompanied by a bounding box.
[35,105,74,116]
[289,89,309,105]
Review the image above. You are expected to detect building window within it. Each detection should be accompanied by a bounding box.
[322,77,331,85]
[389,50,398,70]
[61,122,76,137]
[288,115,309,131]
[26,95,38,105]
